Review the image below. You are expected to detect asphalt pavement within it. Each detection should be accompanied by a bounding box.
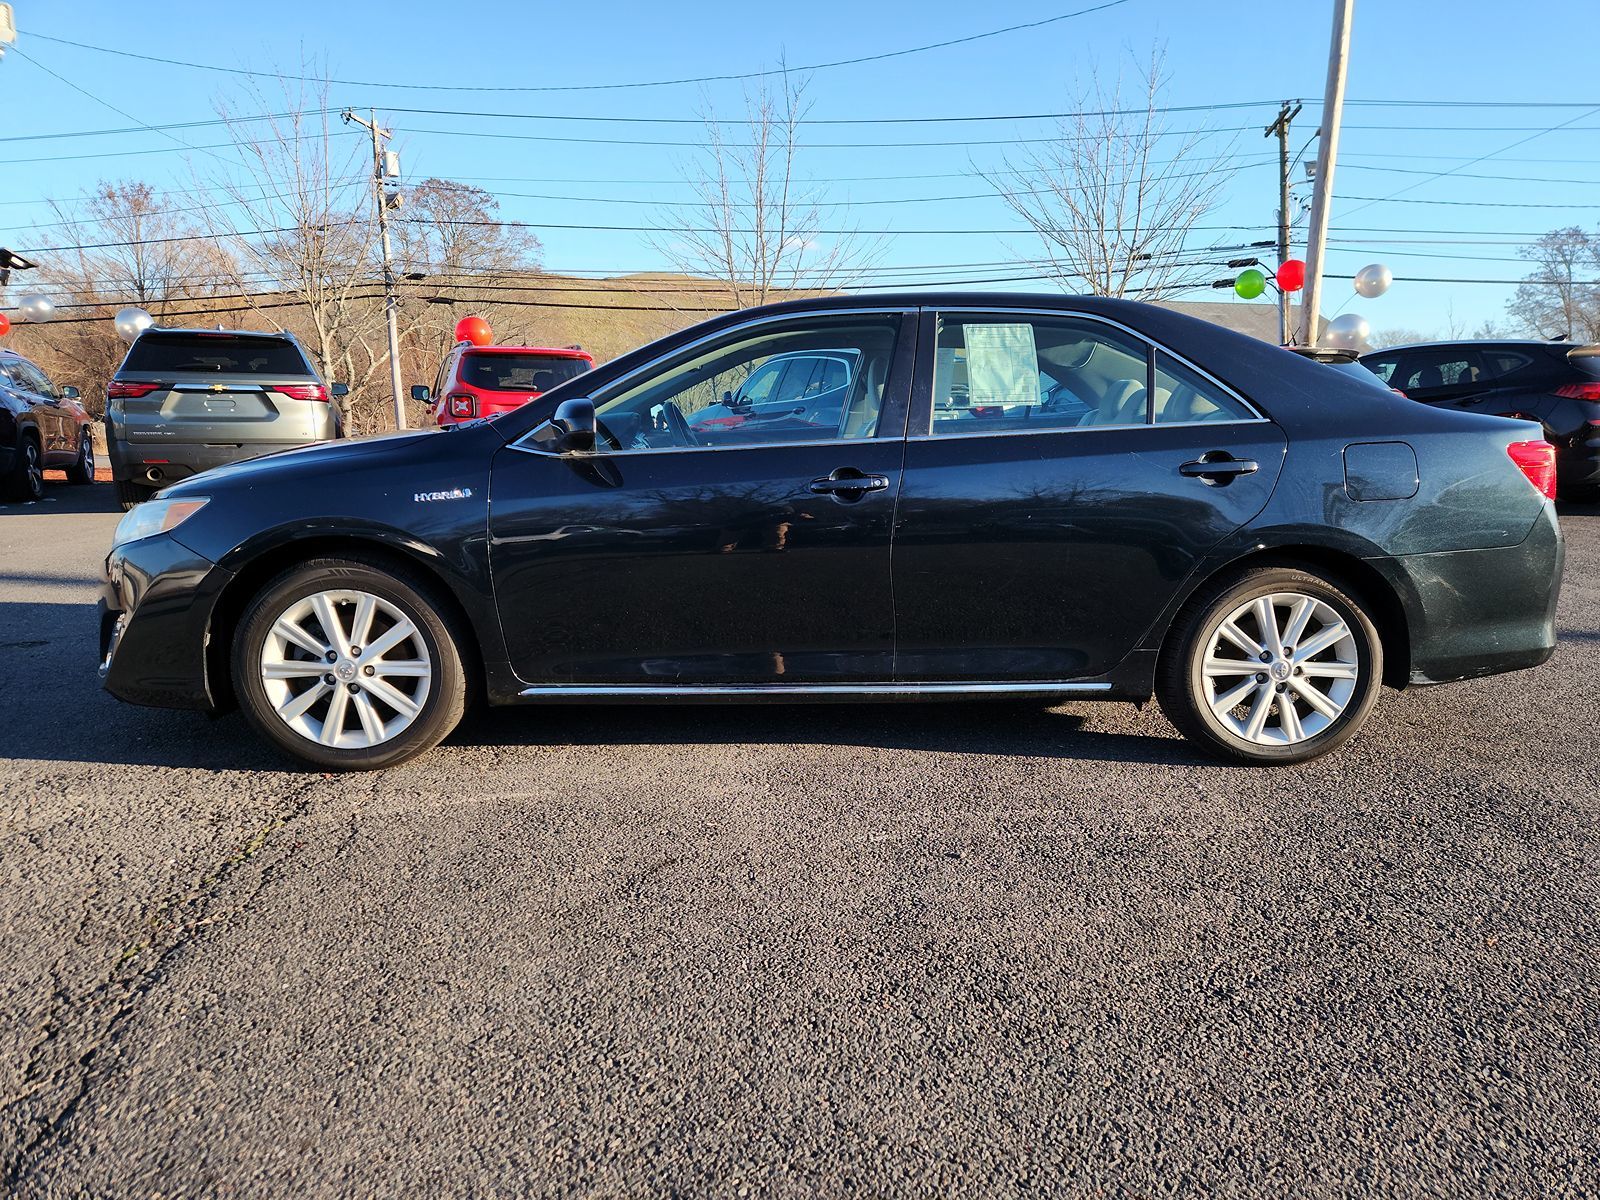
[2,480,1597,1198]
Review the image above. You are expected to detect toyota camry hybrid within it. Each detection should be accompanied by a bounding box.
[97,295,1564,770]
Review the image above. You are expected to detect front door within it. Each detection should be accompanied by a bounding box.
[488,310,915,686]
[892,309,1288,682]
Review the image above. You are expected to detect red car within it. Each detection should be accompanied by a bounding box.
[416,343,595,426]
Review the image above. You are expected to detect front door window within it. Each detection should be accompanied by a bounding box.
[593,315,900,450]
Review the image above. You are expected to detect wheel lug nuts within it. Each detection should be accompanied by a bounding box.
[347,682,360,693]
[350,646,362,657]
[323,673,335,685]
[1255,673,1267,683]
[1275,682,1287,693]
[1259,651,1271,662]
[325,651,337,662]
[363,665,375,676]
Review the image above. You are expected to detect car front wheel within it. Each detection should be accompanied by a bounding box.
[232,557,469,770]
[1157,566,1383,765]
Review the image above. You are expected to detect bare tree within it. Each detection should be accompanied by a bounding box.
[982,49,1233,300]
[200,72,409,432]
[650,69,873,308]
[17,181,239,411]
[39,182,237,313]
[394,179,542,280]
[1506,226,1600,342]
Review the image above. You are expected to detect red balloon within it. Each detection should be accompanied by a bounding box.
[0,312,9,337]
[1276,259,1307,293]
[454,316,492,346]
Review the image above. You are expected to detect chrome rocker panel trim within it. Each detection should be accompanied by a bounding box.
[516,681,1115,700]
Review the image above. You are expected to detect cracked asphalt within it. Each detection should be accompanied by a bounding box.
[1,481,1597,1198]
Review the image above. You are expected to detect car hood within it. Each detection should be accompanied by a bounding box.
[158,425,492,497]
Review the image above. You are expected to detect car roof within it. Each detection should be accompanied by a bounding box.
[134,327,297,339]
[1358,339,1570,356]
[458,344,593,359]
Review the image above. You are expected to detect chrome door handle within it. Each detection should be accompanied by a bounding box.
[809,471,890,497]
[1180,455,1259,482]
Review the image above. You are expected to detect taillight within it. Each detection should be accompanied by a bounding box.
[274,384,329,402]
[446,393,476,419]
[1506,440,1557,500]
[107,381,161,400]
[1554,382,1600,401]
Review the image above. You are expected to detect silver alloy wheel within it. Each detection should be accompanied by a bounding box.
[1200,591,1360,746]
[80,435,94,473]
[23,441,42,495]
[259,588,432,749]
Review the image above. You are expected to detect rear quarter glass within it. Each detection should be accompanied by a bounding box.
[121,334,314,376]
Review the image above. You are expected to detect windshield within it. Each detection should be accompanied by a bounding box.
[461,352,591,393]
[122,333,312,375]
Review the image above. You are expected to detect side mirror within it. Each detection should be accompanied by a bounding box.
[61,385,80,400]
[410,384,431,403]
[330,382,350,398]
[530,397,596,454]
[722,389,735,405]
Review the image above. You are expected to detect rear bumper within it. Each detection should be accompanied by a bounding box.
[107,439,316,485]
[99,531,230,711]
[1390,501,1564,685]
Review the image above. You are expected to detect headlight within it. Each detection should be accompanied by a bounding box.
[112,497,210,548]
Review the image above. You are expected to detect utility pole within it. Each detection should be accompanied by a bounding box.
[1297,0,1355,347]
[343,108,406,430]
[1264,100,1302,345]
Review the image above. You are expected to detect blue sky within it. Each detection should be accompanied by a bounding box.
[2,0,1597,336]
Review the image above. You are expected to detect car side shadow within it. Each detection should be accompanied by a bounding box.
[445,701,1216,768]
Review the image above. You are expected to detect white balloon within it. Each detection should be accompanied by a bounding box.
[1353,263,1393,299]
[1325,312,1371,350]
[18,294,55,322]
[114,306,154,344]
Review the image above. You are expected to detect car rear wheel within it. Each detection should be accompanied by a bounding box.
[65,430,95,484]
[5,435,44,501]
[1157,566,1383,766]
[232,557,468,770]
[115,479,155,511]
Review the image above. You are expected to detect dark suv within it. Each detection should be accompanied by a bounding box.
[105,328,346,510]
[1,347,95,501]
[1360,340,1600,499]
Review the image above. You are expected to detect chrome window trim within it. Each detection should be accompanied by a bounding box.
[518,681,1114,699]
[916,305,1268,437]
[909,416,1272,443]
[508,306,910,457]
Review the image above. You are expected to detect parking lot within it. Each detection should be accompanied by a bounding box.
[2,481,1597,1196]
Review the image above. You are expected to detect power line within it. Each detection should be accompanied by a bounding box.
[19,4,1132,93]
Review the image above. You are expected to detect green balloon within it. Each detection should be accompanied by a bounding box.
[1234,268,1267,300]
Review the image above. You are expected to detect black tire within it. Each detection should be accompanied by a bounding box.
[65,429,95,484]
[4,434,44,502]
[116,479,155,511]
[231,556,469,771]
[1156,565,1384,766]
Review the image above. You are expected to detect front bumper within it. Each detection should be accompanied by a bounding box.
[99,531,232,711]
[1391,500,1564,685]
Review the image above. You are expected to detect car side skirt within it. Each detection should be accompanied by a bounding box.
[513,681,1115,702]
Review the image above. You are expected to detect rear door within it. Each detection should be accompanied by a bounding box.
[114,332,323,446]
[892,308,1288,683]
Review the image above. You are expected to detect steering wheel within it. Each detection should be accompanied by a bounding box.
[661,400,698,447]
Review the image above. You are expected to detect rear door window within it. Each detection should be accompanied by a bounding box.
[1398,349,1487,394]
[122,334,312,375]
[1362,354,1400,384]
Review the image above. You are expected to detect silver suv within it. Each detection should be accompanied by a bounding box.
[105,328,346,510]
